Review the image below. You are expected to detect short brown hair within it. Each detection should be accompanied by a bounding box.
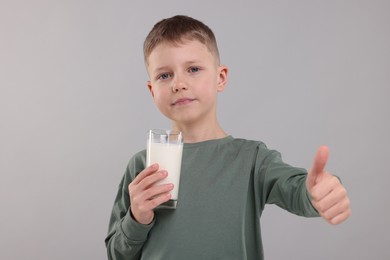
[143,15,220,65]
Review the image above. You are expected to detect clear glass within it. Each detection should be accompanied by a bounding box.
[146,129,183,209]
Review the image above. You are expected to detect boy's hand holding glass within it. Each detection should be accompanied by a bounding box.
[128,163,174,225]
[128,129,183,225]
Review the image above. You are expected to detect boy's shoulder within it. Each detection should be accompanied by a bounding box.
[231,137,282,161]
[125,149,147,176]
[129,149,146,162]
[231,136,268,151]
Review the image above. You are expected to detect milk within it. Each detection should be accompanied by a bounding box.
[146,142,183,200]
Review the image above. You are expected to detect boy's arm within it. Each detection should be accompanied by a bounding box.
[255,143,319,217]
[105,172,154,260]
[105,156,174,260]
[261,149,319,217]
[261,145,351,224]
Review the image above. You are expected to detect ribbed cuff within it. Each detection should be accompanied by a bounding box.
[121,210,155,243]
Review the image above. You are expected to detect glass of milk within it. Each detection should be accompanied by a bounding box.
[146,129,183,209]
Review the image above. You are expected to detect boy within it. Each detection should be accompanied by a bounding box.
[105,15,351,260]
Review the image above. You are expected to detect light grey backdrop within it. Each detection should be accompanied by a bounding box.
[1,0,389,259]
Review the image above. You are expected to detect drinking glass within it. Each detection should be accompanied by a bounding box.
[146,129,183,209]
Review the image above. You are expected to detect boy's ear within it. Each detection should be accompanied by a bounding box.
[147,81,154,97]
[217,65,228,92]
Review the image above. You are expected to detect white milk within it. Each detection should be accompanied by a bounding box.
[146,142,183,200]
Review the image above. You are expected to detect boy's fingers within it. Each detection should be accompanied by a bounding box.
[133,163,159,185]
[307,146,329,189]
[146,192,172,209]
[128,164,159,196]
[329,208,352,225]
[310,174,339,201]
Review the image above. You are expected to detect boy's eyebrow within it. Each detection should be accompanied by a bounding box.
[184,60,202,66]
[151,60,203,74]
[151,66,170,75]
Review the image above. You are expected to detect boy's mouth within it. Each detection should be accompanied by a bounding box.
[172,97,195,106]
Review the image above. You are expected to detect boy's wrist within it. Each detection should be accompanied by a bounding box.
[130,209,155,226]
[121,209,155,242]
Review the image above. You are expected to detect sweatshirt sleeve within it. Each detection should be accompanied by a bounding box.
[105,152,154,260]
[257,144,319,217]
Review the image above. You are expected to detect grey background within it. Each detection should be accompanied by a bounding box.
[1,0,389,259]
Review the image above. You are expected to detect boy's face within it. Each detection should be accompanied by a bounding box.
[146,39,227,126]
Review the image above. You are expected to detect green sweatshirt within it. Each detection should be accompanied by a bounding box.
[105,136,319,260]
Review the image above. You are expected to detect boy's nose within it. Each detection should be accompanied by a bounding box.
[171,78,188,92]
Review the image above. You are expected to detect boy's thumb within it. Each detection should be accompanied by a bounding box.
[307,146,329,189]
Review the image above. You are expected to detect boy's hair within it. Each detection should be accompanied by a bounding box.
[143,15,220,65]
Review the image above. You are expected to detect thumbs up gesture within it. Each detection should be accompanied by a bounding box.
[306,146,351,225]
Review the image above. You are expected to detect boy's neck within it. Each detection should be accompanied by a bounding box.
[172,121,227,143]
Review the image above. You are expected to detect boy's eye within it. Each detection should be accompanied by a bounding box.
[158,73,171,80]
[189,67,200,73]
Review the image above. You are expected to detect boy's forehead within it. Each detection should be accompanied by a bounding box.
[146,39,217,68]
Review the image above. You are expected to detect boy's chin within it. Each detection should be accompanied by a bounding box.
[170,117,197,126]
